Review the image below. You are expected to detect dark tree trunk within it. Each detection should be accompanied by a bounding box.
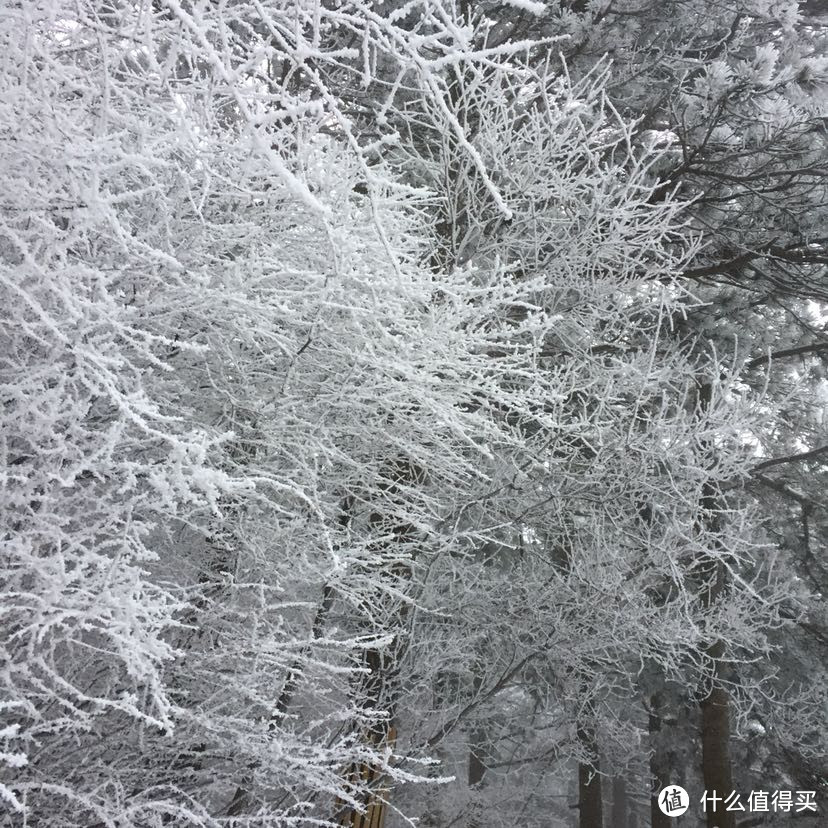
[578,761,603,828]
[696,381,735,828]
[467,733,487,828]
[468,730,487,789]
[578,724,603,828]
[467,665,487,791]
[701,665,735,828]
[649,693,671,828]
[611,776,629,828]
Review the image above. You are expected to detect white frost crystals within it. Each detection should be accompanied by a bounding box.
[0,1,241,820]
[0,2,786,827]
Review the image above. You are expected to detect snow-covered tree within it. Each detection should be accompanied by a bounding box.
[2,3,820,828]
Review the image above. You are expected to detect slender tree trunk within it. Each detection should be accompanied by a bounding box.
[696,381,735,828]
[569,762,580,828]
[468,736,486,789]
[700,638,735,828]
[466,656,489,828]
[467,733,486,828]
[468,663,488,792]
[577,726,603,828]
[611,776,629,828]
[271,582,336,722]
[578,761,604,828]
[649,693,671,828]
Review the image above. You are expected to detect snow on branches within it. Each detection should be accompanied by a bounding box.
[0,2,787,827]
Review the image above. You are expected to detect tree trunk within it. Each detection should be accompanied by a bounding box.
[649,693,671,828]
[696,381,735,828]
[569,763,580,828]
[468,738,486,789]
[577,724,603,828]
[611,776,629,828]
[701,648,735,828]
[467,664,488,790]
[467,733,486,828]
[578,760,603,828]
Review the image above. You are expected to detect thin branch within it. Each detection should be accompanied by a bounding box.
[744,343,828,371]
[752,444,828,474]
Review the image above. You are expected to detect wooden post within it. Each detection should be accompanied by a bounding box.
[336,456,423,827]
[337,727,397,828]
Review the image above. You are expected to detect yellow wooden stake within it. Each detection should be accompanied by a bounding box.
[337,727,397,828]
